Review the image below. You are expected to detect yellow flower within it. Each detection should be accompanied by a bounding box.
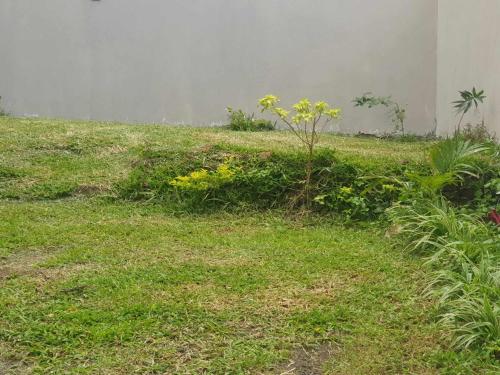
[190,169,209,180]
[216,164,235,180]
[170,163,236,191]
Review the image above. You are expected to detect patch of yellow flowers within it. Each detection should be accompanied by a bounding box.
[170,162,236,191]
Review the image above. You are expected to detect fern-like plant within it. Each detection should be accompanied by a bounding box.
[429,137,489,177]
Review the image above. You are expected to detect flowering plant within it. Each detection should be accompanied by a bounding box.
[170,162,236,191]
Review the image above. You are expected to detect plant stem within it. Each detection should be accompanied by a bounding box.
[305,142,314,209]
[457,112,466,134]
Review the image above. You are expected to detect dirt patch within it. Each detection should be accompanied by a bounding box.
[0,248,96,285]
[259,151,273,160]
[0,266,20,281]
[0,251,49,281]
[73,184,110,196]
[257,277,351,314]
[97,144,127,157]
[0,343,32,375]
[279,343,335,375]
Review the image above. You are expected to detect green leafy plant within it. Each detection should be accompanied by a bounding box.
[388,170,500,355]
[353,93,406,135]
[259,95,341,208]
[453,88,486,133]
[401,138,490,197]
[315,186,368,220]
[429,137,488,177]
[315,180,400,220]
[226,107,274,132]
[389,194,500,351]
[118,144,409,218]
[444,293,500,351]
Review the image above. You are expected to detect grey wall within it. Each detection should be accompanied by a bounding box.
[437,0,500,136]
[0,0,438,133]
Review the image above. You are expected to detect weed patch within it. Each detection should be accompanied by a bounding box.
[118,144,413,219]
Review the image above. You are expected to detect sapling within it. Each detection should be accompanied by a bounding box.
[452,87,486,133]
[259,95,341,208]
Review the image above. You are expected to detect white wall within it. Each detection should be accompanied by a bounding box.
[0,0,438,133]
[437,0,500,136]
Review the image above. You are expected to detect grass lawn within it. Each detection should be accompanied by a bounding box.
[0,117,492,374]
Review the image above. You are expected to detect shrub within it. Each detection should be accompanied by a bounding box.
[394,137,492,203]
[226,108,274,132]
[315,179,400,220]
[117,144,406,218]
[429,137,488,177]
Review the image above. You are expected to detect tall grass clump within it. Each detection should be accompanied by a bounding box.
[226,107,275,132]
[388,137,499,358]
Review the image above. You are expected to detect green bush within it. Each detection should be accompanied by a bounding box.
[117,145,407,218]
[226,108,274,132]
[314,179,401,220]
[118,137,497,216]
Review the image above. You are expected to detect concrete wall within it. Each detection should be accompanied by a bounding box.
[437,0,500,136]
[0,0,438,133]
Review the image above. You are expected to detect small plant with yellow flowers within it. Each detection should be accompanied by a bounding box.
[170,162,237,193]
[259,95,341,207]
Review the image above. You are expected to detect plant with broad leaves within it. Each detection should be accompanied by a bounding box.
[259,95,341,208]
[453,88,486,132]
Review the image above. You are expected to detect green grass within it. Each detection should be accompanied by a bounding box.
[0,117,496,374]
[0,117,430,201]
